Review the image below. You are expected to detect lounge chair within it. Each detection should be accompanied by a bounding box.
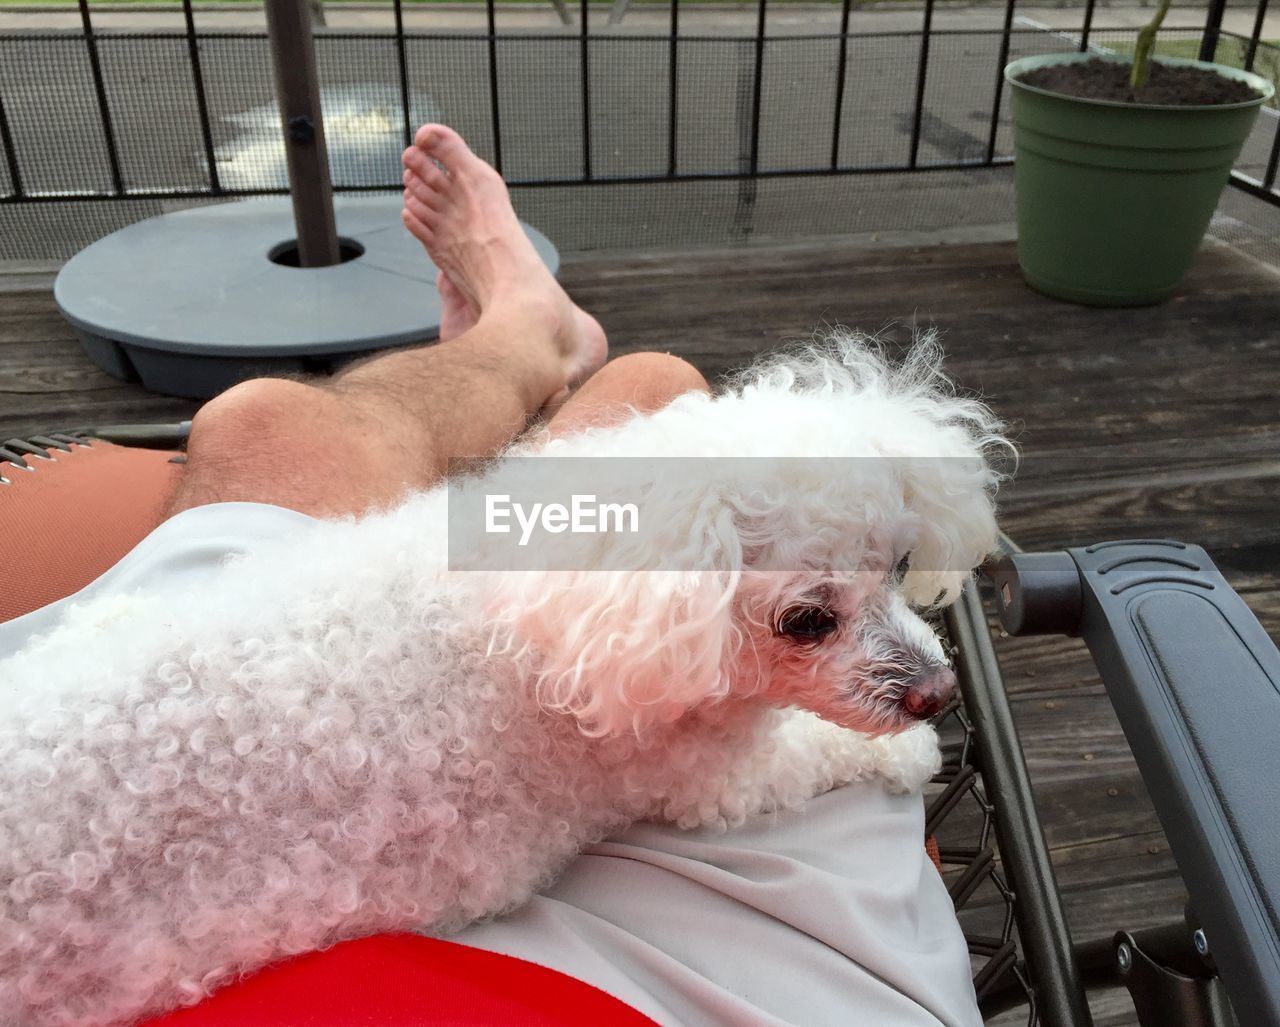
[3,427,1277,1026]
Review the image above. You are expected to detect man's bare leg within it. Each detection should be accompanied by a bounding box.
[545,351,710,440]
[167,124,706,521]
[395,124,711,442]
[167,125,607,520]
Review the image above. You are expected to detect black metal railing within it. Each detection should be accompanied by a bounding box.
[0,0,1276,208]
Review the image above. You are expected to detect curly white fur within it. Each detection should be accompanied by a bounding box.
[0,333,1007,1026]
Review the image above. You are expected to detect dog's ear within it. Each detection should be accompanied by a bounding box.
[485,522,745,736]
[490,568,741,736]
[897,448,1002,607]
[466,446,754,736]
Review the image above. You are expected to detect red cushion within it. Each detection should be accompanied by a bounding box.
[142,933,657,1026]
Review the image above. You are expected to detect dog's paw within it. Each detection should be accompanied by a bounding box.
[868,724,942,794]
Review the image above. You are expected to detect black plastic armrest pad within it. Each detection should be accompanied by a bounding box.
[991,541,1280,1026]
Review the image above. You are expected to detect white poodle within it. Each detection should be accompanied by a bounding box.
[0,334,1007,1027]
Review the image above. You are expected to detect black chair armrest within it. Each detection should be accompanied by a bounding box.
[990,541,1280,1027]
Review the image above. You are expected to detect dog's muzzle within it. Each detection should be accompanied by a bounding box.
[900,666,956,719]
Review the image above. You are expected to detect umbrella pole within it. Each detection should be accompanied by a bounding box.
[264,0,340,267]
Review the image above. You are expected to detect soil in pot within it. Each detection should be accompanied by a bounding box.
[1016,57,1262,106]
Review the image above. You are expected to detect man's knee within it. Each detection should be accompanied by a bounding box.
[179,376,427,518]
[546,352,709,440]
[188,377,328,460]
[592,352,709,402]
[177,377,381,517]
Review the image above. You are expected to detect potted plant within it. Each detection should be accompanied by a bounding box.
[1004,0,1274,306]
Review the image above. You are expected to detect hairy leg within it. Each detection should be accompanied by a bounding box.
[170,348,709,520]
[168,125,608,520]
[170,324,569,519]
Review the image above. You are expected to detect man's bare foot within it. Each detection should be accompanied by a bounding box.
[435,272,580,416]
[436,269,478,342]
[401,125,607,399]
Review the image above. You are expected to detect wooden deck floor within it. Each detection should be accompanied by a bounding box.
[3,237,1279,1025]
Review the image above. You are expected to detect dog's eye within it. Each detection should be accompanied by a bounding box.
[776,605,840,642]
[892,553,912,583]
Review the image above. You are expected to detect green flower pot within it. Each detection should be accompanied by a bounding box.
[1005,52,1273,306]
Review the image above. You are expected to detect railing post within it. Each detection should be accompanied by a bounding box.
[392,0,412,149]
[667,0,679,177]
[264,0,340,267]
[1197,0,1227,63]
[1243,0,1270,71]
[748,0,767,175]
[1079,0,1097,52]
[78,0,124,195]
[829,0,852,170]
[486,0,503,174]
[182,0,221,194]
[909,0,935,168]
[580,0,592,181]
[1264,120,1280,194]
[986,0,1017,163]
[0,91,22,199]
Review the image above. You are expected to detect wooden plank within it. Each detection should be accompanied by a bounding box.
[0,290,198,438]
[1001,473,1280,556]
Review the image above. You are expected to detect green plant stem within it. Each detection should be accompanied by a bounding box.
[1130,0,1174,89]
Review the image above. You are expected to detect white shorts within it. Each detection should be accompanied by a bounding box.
[0,503,981,1027]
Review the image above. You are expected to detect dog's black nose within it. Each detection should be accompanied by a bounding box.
[901,667,956,719]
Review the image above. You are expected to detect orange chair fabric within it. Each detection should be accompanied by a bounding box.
[0,439,183,623]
